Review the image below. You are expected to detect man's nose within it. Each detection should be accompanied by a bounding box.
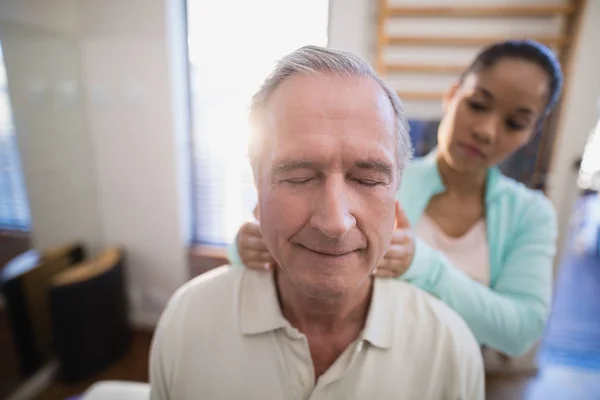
[310,177,356,239]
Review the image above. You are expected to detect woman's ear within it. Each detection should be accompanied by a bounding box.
[443,82,460,113]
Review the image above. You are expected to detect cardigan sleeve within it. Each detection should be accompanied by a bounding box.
[402,195,557,357]
[226,241,244,266]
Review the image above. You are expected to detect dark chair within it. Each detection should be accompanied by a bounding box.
[0,242,85,376]
[49,247,131,382]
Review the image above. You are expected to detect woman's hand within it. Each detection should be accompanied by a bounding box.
[373,202,415,278]
[236,221,275,270]
[237,202,414,277]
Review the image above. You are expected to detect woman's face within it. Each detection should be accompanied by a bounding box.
[437,57,550,173]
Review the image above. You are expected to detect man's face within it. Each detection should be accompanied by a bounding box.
[256,74,399,299]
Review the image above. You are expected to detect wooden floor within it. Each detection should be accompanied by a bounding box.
[0,307,23,399]
[35,330,152,400]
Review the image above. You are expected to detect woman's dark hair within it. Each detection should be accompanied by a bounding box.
[460,40,564,117]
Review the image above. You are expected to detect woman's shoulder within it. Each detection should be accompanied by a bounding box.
[397,157,436,201]
[404,155,433,173]
[400,156,436,185]
[491,172,556,225]
[493,172,550,203]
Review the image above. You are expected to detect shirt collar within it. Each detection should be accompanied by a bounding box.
[421,148,508,204]
[239,269,398,349]
[361,278,398,349]
[239,269,287,335]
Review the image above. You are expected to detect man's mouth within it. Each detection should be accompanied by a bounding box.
[297,244,357,257]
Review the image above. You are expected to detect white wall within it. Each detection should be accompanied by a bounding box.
[79,0,191,325]
[0,20,104,253]
[328,0,375,61]
[0,0,80,36]
[0,0,191,326]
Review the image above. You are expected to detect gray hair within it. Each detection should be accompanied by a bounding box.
[248,45,412,184]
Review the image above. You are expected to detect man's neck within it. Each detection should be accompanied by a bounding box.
[275,270,373,337]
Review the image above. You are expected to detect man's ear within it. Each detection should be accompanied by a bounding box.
[443,82,460,114]
[253,203,260,221]
[394,201,411,230]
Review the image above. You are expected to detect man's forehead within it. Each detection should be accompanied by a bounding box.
[267,139,396,170]
[264,74,395,130]
[257,73,398,174]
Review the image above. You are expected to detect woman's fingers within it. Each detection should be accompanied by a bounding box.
[246,262,273,271]
[374,223,416,279]
[376,257,407,272]
[237,220,274,268]
[239,221,262,237]
[390,228,413,244]
[238,235,270,252]
[372,267,398,278]
[385,244,413,259]
[240,250,273,264]
[375,241,414,278]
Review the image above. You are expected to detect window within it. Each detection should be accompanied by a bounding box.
[578,116,600,191]
[0,44,30,231]
[187,0,329,245]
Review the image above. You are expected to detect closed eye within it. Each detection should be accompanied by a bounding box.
[285,178,313,187]
[354,179,385,187]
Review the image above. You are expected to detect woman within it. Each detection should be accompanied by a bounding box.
[228,40,563,358]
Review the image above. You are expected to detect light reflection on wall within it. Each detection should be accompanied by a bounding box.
[0,42,30,230]
[187,0,328,243]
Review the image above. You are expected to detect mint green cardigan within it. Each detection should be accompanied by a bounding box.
[398,153,556,357]
[227,152,557,357]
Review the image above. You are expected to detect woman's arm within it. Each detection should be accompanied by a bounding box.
[226,241,243,266]
[227,221,275,269]
[402,196,557,357]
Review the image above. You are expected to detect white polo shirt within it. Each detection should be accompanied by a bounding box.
[150,266,484,400]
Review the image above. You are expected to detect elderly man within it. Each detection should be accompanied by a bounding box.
[150,46,484,399]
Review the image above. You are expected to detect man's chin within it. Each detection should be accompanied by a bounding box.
[286,273,372,300]
[297,284,349,300]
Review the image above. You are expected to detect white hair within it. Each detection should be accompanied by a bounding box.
[248,45,412,183]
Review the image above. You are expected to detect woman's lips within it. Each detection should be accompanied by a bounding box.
[457,142,485,159]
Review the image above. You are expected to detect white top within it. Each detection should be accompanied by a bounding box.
[150,266,484,400]
[415,214,490,286]
[83,381,150,400]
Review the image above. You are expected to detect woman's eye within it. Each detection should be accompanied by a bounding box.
[506,119,527,131]
[468,100,487,112]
